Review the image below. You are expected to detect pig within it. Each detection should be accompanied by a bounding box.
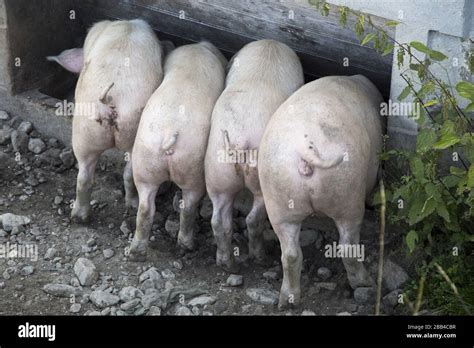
[205,40,304,272]
[48,19,165,222]
[129,41,227,260]
[258,75,383,309]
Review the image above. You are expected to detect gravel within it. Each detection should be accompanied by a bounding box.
[246,288,279,305]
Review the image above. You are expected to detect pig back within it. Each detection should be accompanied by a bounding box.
[209,40,304,151]
[74,19,163,151]
[261,75,383,201]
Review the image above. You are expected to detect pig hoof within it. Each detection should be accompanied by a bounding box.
[217,258,240,274]
[129,239,148,262]
[71,206,90,224]
[177,237,195,251]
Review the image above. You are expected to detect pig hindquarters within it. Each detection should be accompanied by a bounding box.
[205,40,304,272]
[48,19,164,222]
[129,42,227,260]
[258,75,383,308]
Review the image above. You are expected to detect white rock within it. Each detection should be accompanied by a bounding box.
[74,258,98,286]
[120,298,141,311]
[20,265,35,276]
[383,259,409,291]
[0,213,31,232]
[28,138,46,154]
[90,290,120,308]
[262,271,278,280]
[43,283,77,297]
[172,260,183,270]
[44,247,57,260]
[226,274,243,286]
[188,295,217,307]
[18,121,33,134]
[0,110,9,120]
[246,288,279,305]
[141,290,164,309]
[70,303,82,313]
[161,269,175,280]
[174,305,192,316]
[147,306,162,316]
[119,286,143,302]
[301,310,316,316]
[103,249,114,259]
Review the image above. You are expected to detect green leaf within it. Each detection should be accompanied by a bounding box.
[450,166,466,176]
[410,157,425,179]
[384,20,400,27]
[436,200,451,222]
[382,44,394,56]
[465,102,474,112]
[429,50,448,61]
[468,164,474,188]
[455,81,474,102]
[433,120,460,149]
[408,194,426,225]
[418,80,435,98]
[397,46,405,69]
[406,230,418,253]
[442,175,460,188]
[433,134,460,149]
[424,182,441,200]
[361,33,376,46]
[398,85,411,101]
[416,128,437,153]
[419,195,436,219]
[423,99,438,107]
[410,41,431,54]
[410,41,447,61]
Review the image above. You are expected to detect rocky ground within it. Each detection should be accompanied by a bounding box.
[0,109,411,316]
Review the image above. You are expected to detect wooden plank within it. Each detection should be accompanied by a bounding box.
[77,0,392,96]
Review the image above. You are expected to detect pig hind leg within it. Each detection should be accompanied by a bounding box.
[246,192,270,265]
[177,187,205,251]
[129,181,160,261]
[123,154,139,212]
[71,151,102,223]
[273,221,303,309]
[335,216,374,289]
[209,191,239,273]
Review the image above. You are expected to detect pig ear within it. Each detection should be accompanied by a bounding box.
[47,48,84,74]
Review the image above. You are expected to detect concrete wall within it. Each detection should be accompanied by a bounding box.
[0,0,11,93]
[328,0,473,150]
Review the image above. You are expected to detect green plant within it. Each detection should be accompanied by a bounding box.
[309,0,473,315]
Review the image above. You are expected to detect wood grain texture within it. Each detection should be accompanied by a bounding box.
[77,0,393,96]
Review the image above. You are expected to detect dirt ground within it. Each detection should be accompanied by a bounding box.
[0,113,409,316]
